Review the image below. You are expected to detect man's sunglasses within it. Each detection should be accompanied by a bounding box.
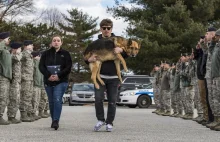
[102,27,112,30]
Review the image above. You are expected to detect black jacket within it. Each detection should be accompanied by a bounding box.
[39,47,72,86]
[85,33,128,76]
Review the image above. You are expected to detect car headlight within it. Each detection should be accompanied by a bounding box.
[71,93,77,97]
[124,92,135,96]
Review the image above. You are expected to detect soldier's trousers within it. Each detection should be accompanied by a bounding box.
[0,75,10,117]
[212,77,220,117]
[39,88,48,111]
[206,78,214,113]
[180,88,186,114]
[171,90,178,113]
[198,79,209,121]
[183,86,194,114]
[175,91,182,114]
[20,80,33,114]
[162,90,171,112]
[7,81,20,118]
[31,86,41,114]
[194,83,203,115]
[153,85,160,109]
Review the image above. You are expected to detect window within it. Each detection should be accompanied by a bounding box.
[72,84,94,91]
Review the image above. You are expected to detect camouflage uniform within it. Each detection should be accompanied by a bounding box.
[180,62,188,116]
[157,68,163,113]
[170,67,177,114]
[20,50,34,116]
[38,88,49,118]
[173,62,182,116]
[31,58,43,120]
[161,68,171,115]
[183,61,195,117]
[0,41,12,124]
[152,70,160,110]
[7,53,22,118]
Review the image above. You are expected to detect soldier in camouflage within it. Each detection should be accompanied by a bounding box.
[181,53,195,120]
[160,61,171,116]
[0,32,12,125]
[38,88,50,118]
[152,64,160,113]
[156,62,164,115]
[207,29,220,130]
[170,63,178,117]
[7,42,23,124]
[31,51,43,120]
[19,40,34,122]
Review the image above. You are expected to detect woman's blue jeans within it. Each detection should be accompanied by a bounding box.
[45,82,68,121]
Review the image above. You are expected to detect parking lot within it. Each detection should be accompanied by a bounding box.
[1,105,220,142]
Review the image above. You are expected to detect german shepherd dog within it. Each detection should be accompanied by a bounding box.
[84,36,141,89]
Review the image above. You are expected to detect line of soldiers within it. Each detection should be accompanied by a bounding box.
[0,32,50,125]
[151,27,220,131]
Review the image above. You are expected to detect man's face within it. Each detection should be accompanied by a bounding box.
[100,25,112,37]
[181,56,186,62]
[164,64,170,69]
[4,37,10,45]
[205,31,215,42]
[154,66,159,71]
[25,44,34,52]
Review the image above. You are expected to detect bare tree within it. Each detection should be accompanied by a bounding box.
[40,7,64,28]
[0,0,34,22]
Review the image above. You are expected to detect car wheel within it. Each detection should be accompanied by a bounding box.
[137,95,152,108]
[127,105,137,108]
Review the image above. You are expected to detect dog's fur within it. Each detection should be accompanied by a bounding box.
[84,36,140,89]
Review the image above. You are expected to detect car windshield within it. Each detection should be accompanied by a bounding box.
[72,84,94,91]
[123,77,153,84]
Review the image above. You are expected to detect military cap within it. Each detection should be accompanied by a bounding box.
[207,27,216,32]
[181,53,190,57]
[215,29,220,36]
[23,40,33,46]
[154,64,160,67]
[164,61,171,65]
[0,32,10,39]
[31,51,40,57]
[10,42,22,49]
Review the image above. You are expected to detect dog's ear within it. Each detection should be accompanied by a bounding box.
[127,38,132,46]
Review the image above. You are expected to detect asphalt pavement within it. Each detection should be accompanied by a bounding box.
[1,105,220,142]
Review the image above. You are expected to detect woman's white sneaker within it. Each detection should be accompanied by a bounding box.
[106,124,113,132]
[94,121,105,131]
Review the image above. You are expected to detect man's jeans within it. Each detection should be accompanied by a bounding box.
[94,78,119,125]
[45,82,68,121]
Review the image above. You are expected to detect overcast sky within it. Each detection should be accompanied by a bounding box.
[34,0,129,38]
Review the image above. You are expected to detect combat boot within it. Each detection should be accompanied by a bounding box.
[38,110,47,118]
[170,112,178,117]
[162,111,171,116]
[20,112,32,122]
[183,113,193,120]
[158,110,166,115]
[0,117,10,125]
[206,116,219,128]
[193,114,203,122]
[31,113,41,120]
[152,110,157,113]
[27,113,35,122]
[182,114,189,119]
[44,110,50,118]
[8,117,21,124]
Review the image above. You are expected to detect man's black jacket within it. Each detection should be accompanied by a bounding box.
[39,47,72,86]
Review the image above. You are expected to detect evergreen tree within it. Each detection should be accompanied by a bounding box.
[108,0,220,74]
[59,8,99,73]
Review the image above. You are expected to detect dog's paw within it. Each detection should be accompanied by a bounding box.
[95,84,100,89]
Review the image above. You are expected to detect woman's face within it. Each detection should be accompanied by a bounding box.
[51,36,62,49]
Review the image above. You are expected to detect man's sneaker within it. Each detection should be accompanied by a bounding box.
[106,124,113,132]
[94,121,105,131]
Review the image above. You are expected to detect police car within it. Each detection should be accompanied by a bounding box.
[117,84,154,108]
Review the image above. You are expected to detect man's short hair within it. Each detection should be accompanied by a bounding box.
[100,19,113,27]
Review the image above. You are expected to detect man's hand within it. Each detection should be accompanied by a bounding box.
[114,47,123,54]
[48,75,59,81]
[88,55,99,62]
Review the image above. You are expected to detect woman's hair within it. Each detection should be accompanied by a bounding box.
[51,35,63,42]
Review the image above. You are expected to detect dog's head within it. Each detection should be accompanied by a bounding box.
[126,39,141,57]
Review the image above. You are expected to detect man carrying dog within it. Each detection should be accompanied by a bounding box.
[84,19,128,132]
